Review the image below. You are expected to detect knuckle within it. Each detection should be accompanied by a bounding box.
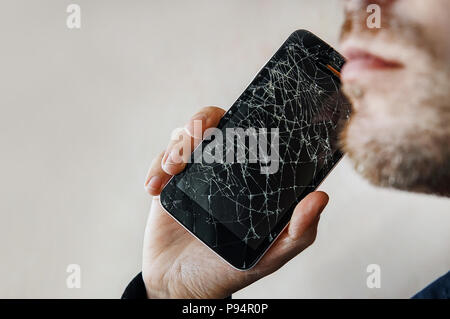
[170,127,185,142]
[200,105,225,115]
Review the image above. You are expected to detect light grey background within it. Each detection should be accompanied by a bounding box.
[0,0,448,298]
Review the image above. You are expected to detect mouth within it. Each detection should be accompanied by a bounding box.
[340,47,403,82]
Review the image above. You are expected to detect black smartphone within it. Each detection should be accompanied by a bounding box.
[160,30,351,270]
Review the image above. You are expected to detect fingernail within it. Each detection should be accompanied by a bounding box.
[161,151,169,167]
[146,175,162,190]
[185,113,207,137]
[162,151,175,172]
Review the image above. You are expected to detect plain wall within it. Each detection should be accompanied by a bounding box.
[0,0,448,298]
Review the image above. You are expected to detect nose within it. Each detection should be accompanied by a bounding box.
[340,0,397,41]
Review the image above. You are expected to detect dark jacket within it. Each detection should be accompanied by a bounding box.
[122,270,450,299]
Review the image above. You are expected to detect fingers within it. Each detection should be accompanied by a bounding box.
[144,150,171,195]
[184,106,226,138]
[254,191,329,276]
[144,106,225,195]
[287,191,328,241]
[162,106,225,175]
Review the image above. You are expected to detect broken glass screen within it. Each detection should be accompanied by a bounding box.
[161,30,351,269]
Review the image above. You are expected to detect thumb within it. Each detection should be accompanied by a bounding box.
[288,191,329,241]
[253,191,329,276]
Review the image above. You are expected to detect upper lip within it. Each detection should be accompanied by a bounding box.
[341,46,403,68]
[338,43,404,82]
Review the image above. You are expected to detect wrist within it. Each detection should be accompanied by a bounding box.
[142,273,172,299]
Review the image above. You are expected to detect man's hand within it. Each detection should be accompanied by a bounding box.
[142,106,329,299]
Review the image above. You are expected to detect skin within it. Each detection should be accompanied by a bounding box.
[339,0,450,195]
[141,0,450,298]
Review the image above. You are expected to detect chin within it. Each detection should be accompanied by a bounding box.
[340,96,450,197]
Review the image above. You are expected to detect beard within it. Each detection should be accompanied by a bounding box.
[341,72,450,196]
[339,4,450,196]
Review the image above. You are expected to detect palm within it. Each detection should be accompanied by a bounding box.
[142,199,250,298]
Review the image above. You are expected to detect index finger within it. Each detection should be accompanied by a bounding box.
[161,106,225,175]
[145,106,225,195]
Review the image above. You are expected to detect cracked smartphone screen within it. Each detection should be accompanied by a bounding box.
[161,30,351,269]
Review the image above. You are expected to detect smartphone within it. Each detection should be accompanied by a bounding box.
[160,30,351,270]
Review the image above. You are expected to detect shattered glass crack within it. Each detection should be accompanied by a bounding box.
[161,31,351,268]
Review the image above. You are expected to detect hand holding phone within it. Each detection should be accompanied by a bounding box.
[142,30,348,297]
[143,106,328,298]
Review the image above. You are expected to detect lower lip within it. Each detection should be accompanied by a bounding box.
[341,57,402,81]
